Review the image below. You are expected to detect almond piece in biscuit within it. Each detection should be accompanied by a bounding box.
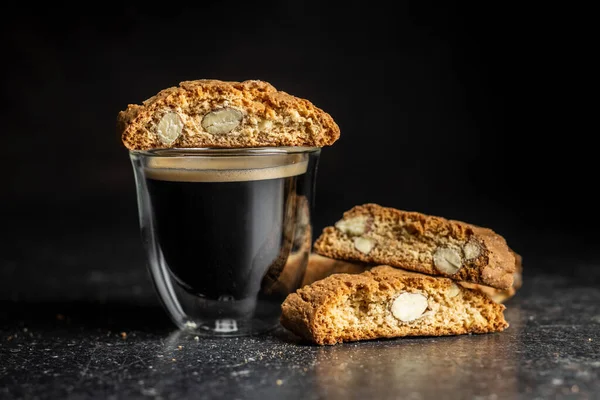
[313,204,516,290]
[280,266,508,345]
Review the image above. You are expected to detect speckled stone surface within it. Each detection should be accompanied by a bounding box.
[1,229,599,399]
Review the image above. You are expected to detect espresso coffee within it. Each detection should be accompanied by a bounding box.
[145,160,307,301]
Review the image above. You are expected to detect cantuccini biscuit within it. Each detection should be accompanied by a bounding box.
[301,254,370,288]
[281,266,508,345]
[118,79,340,150]
[262,196,314,296]
[314,204,516,290]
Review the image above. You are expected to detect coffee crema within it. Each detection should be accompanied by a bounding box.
[144,159,308,182]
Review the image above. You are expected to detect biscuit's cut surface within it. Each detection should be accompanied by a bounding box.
[281,266,508,345]
[303,254,522,304]
[118,79,340,150]
[314,204,516,290]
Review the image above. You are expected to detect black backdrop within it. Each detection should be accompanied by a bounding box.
[1,3,595,272]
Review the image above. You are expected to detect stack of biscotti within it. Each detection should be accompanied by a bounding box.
[281,204,522,345]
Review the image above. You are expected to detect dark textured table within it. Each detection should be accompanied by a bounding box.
[1,224,599,400]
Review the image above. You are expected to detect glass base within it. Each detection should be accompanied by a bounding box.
[179,316,280,337]
[162,279,283,337]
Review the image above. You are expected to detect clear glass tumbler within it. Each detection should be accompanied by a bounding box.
[130,147,320,336]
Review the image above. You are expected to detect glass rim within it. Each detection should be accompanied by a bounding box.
[130,146,321,157]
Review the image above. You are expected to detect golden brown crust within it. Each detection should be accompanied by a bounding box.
[301,254,370,287]
[281,266,508,345]
[313,204,516,290]
[302,254,522,304]
[460,282,515,303]
[468,248,523,302]
[511,250,523,291]
[118,79,340,150]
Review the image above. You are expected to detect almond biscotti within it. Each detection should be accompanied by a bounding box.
[118,79,340,150]
[313,204,516,290]
[281,266,508,345]
[302,253,523,304]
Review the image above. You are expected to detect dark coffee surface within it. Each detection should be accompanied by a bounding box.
[147,177,294,300]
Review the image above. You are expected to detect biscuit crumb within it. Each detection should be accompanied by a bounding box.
[120,332,127,339]
[184,321,198,329]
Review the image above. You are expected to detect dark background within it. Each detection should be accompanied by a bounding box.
[1,3,595,273]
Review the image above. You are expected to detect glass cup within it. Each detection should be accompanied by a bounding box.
[130,147,320,336]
